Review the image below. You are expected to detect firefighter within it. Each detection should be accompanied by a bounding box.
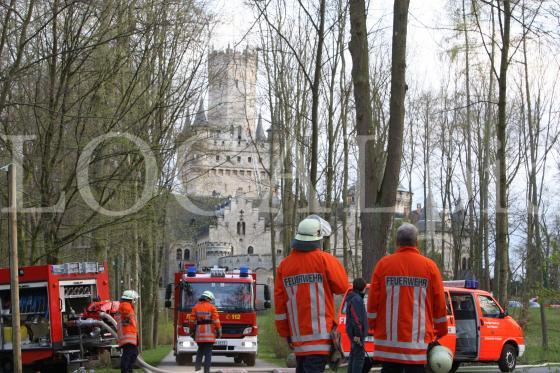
[367,223,448,373]
[190,290,222,373]
[117,290,140,373]
[345,278,368,373]
[275,216,348,373]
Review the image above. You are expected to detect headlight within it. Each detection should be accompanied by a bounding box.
[182,341,193,347]
[242,341,255,348]
[242,327,253,335]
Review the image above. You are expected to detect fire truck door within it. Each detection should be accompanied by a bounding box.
[476,294,503,361]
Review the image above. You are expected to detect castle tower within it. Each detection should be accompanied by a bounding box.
[181,47,270,198]
[207,47,258,136]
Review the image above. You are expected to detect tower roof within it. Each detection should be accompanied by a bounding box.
[256,113,266,141]
[194,98,207,125]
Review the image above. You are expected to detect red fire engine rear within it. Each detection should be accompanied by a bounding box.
[0,261,119,372]
[165,265,271,367]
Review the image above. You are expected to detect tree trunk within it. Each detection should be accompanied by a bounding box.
[494,0,511,305]
[350,0,410,279]
[309,0,326,212]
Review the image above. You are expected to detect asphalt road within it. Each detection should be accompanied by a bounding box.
[155,353,558,373]
[156,352,282,372]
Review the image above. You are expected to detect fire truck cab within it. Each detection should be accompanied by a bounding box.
[0,262,116,372]
[165,265,271,367]
[337,280,525,372]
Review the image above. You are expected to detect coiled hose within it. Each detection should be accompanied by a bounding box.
[78,314,175,373]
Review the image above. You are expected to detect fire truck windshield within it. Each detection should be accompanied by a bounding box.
[180,282,253,312]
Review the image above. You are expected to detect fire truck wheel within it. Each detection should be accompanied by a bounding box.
[234,356,243,364]
[0,358,12,373]
[450,361,461,373]
[244,354,256,366]
[498,343,517,372]
[176,353,192,365]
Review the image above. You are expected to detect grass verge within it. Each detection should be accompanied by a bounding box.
[514,308,560,364]
[257,310,289,367]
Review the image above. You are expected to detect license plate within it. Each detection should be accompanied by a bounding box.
[214,340,227,346]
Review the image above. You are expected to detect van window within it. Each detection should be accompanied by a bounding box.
[479,295,501,318]
[445,292,452,315]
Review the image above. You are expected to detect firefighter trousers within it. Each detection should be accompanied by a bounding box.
[380,362,425,373]
[195,342,213,373]
[121,344,139,373]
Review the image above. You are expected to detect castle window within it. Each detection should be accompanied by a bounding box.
[230,125,234,137]
[233,170,237,175]
[216,155,220,161]
[247,171,251,176]
[219,169,224,175]
[226,170,230,175]
[248,157,252,163]
[248,246,254,255]
[240,170,244,176]
[227,156,231,162]
[242,222,246,235]
[176,249,182,260]
[184,249,190,261]
[238,126,242,140]
[237,222,241,235]
[462,257,468,271]
[237,156,241,163]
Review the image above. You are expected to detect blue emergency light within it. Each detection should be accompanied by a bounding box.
[187,265,197,277]
[239,266,249,278]
[465,279,478,289]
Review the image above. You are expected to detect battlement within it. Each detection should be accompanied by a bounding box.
[210,45,257,61]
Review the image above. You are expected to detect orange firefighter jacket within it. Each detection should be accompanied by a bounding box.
[367,246,448,364]
[189,300,221,343]
[116,301,138,347]
[274,248,348,356]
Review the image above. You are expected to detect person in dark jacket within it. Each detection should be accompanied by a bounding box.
[346,278,368,373]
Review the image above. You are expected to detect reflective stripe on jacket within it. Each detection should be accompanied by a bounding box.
[116,301,138,347]
[190,300,221,343]
[367,246,448,364]
[274,248,348,356]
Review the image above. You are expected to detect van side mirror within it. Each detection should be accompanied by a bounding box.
[165,283,173,308]
[500,309,508,318]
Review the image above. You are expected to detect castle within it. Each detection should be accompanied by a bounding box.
[164,47,469,286]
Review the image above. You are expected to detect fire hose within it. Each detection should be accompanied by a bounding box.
[74,314,176,373]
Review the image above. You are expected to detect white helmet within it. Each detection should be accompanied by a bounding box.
[121,290,139,301]
[429,345,453,373]
[200,290,215,302]
[306,214,332,237]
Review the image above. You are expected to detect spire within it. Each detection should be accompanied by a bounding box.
[256,113,266,141]
[194,98,207,125]
[181,109,191,134]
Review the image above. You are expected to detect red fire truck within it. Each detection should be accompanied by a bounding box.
[165,265,271,366]
[0,261,119,372]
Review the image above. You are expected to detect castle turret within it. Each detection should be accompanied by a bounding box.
[207,47,258,135]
